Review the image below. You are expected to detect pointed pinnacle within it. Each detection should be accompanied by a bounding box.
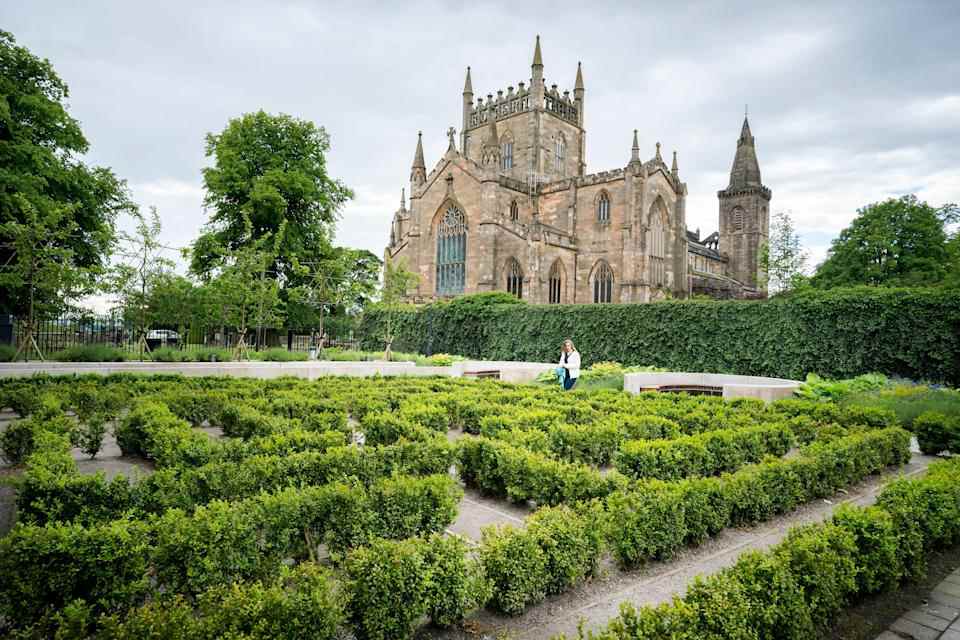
[463,66,473,95]
[671,150,679,173]
[400,187,406,210]
[655,141,662,162]
[631,129,639,162]
[532,34,543,67]
[412,131,425,169]
[740,115,753,141]
[575,61,584,91]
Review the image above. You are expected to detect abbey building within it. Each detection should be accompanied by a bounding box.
[385,36,771,303]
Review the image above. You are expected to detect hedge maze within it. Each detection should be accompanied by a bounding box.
[0,373,936,639]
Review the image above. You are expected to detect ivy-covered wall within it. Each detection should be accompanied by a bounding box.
[357,288,960,384]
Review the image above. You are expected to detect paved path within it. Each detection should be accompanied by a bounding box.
[431,451,937,640]
[877,569,960,640]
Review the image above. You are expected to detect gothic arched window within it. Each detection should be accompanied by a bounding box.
[506,258,523,299]
[549,259,564,304]
[500,133,514,171]
[555,134,566,175]
[510,200,519,222]
[649,201,667,287]
[436,204,467,295]
[592,261,614,304]
[597,191,611,224]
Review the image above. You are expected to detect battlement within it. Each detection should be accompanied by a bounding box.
[579,168,625,186]
[466,82,579,130]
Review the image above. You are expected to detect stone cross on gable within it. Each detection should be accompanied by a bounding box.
[447,126,456,151]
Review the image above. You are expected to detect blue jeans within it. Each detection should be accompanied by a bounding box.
[563,376,577,391]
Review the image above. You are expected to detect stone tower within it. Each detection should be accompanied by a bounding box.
[718,115,771,292]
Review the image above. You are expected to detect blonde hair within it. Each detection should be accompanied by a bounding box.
[563,339,577,352]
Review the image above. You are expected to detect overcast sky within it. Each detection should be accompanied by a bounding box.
[5,0,960,274]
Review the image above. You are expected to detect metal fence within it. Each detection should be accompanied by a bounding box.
[0,313,358,356]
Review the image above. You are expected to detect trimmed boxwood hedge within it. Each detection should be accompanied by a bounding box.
[581,455,960,640]
[357,288,960,384]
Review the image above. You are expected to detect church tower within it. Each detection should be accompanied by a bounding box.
[718,115,771,292]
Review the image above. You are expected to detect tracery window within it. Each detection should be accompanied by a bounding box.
[548,260,563,304]
[501,134,514,171]
[506,258,523,299]
[592,261,613,304]
[436,204,466,295]
[509,200,519,222]
[597,191,611,224]
[649,199,668,286]
[555,135,566,175]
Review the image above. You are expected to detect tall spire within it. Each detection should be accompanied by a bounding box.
[671,150,679,175]
[532,34,543,68]
[463,66,473,96]
[728,115,762,189]
[574,61,584,91]
[631,129,639,162]
[400,187,406,211]
[410,131,426,186]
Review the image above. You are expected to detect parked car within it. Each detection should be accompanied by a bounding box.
[146,329,180,350]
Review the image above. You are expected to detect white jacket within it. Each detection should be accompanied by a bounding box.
[559,351,581,379]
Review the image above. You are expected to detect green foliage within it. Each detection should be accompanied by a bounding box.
[615,423,794,480]
[49,344,128,362]
[191,109,352,283]
[115,401,214,466]
[794,372,888,401]
[842,383,960,428]
[0,30,133,322]
[812,195,958,288]
[913,410,960,455]
[0,411,72,465]
[0,344,16,361]
[251,347,309,361]
[480,524,549,615]
[358,287,960,384]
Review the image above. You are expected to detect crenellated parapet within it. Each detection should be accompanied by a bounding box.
[465,82,579,130]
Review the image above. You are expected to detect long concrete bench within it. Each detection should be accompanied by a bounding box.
[624,371,801,402]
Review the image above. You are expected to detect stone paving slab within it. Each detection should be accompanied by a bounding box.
[876,568,960,640]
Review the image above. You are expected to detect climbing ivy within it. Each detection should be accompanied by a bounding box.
[357,288,960,384]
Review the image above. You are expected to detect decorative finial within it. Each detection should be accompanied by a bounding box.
[745,103,748,118]
[445,172,454,196]
[532,35,543,67]
[631,129,639,162]
[400,187,406,210]
[671,150,678,174]
[447,126,456,151]
[655,141,662,162]
[575,61,584,92]
[463,66,473,95]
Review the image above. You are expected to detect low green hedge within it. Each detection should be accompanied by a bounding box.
[114,401,216,467]
[579,455,960,640]
[0,474,461,629]
[913,410,960,455]
[96,563,344,640]
[457,437,628,506]
[345,534,486,640]
[604,427,910,567]
[615,423,795,480]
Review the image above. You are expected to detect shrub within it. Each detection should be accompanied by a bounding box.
[604,482,687,565]
[219,404,290,439]
[0,412,73,465]
[346,537,430,640]
[0,344,15,362]
[149,346,193,362]
[50,344,127,362]
[115,401,214,467]
[253,348,308,361]
[480,524,549,615]
[369,474,462,539]
[913,410,960,455]
[422,534,489,627]
[191,346,234,362]
[73,415,108,459]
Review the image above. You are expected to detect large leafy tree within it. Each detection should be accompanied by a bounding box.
[190,110,353,283]
[812,195,958,288]
[0,30,133,317]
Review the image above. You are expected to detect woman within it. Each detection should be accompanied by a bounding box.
[559,339,581,391]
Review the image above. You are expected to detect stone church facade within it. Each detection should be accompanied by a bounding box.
[385,36,771,303]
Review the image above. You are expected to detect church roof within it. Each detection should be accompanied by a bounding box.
[727,116,762,189]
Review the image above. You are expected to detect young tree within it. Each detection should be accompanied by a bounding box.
[0,31,133,318]
[378,258,418,361]
[760,210,809,294]
[190,110,353,283]
[199,216,285,359]
[0,197,86,360]
[287,248,382,347]
[111,207,174,358]
[812,195,957,288]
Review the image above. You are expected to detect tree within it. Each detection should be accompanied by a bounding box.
[378,258,418,360]
[110,207,174,357]
[199,215,285,359]
[0,30,133,317]
[0,197,86,360]
[190,110,353,283]
[760,210,809,294]
[286,248,382,344]
[812,195,957,288]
